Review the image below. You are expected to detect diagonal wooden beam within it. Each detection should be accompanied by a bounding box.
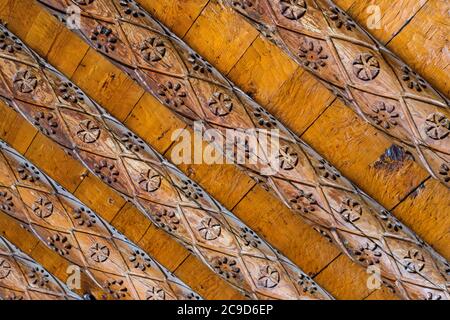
[33,0,450,300]
[0,140,200,300]
[0,234,80,300]
[222,0,450,188]
[0,24,331,300]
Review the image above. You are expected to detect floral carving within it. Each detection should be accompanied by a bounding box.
[13,69,38,94]
[158,81,187,109]
[145,286,165,300]
[280,0,307,20]
[153,209,179,232]
[0,259,11,279]
[0,191,14,212]
[353,53,380,81]
[73,207,97,227]
[253,106,277,128]
[90,25,117,54]
[47,234,72,256]
[328,6,356,30]
[369,102,399,129]
[0,31,22,53]
[138,169,161,193]
[298,274,317,294]
[197,217,222,241]
[213,257,240,279]
[403,249,425,273]
[401,66,427,92]
[438,163,450,183]
[129,249,152,271]
[93,160,119,185]
[17,163,40,183]
[121,131,145,152]
[180,179,203,199]
[378,210,403,232]
[28,267,49,288]
[32,197,54,219]
[58,82,84,103]
[89,243,110,263]
[32,111,58,136]
[208,92,233,117]
[316,159,340,181]
[354,243,382,266]
[140,36,166,62]
[119,0,145,18]
[290,190,317,214]
[104,279,128,299]
[313,227,333,243]
[339,198,362,222]
[76,119,101,143]
[277,145,298,170]
[298,40,328,70]
[424,113,450,140]
[5,293,23,300]
[188,52,212,74]
[239,227,261,248]
[258,265,280,288]
[232,0,254,10]
[424,292,442,300]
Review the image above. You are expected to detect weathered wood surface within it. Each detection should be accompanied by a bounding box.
[0,235,80,300]
[0,141,201,300]
[137,0,449,299]
[30,0,450,300]
[0,0,446,299]
[0,24,332,301]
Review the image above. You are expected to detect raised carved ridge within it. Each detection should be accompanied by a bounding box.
[34,0,449,299]
[0,141,200,300]
[0,24,331,300]
[224,0,450,188]
[32,0,450,300]
[0,235,80,300]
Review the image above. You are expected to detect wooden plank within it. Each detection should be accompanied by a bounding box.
[183,1,259,74]
[387,0,449,96]
[138,0,209,37]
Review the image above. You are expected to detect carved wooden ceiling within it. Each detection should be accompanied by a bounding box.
[0,0,448,300]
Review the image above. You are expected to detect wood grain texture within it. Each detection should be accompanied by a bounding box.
[0,23,331,300]
[225,0,450,189]
[0,234,80,300]
[33,0,448,298]
[0,141,200,300]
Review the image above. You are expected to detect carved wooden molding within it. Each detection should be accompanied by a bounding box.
[0,235,80,300]
[0,25,331,300]
[223,0,450,188]
[0,141,200,300]
[32,0,450,300]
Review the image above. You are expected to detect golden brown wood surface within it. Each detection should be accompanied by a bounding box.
[0,21,334,300]
[0,234,80,300]
[0,0,447,300]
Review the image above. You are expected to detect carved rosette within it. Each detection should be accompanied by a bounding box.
[31,1,450,300]
[0,24,330,300]
[0,236,79,300]
[0,142,199,300]
[224,0,450,188]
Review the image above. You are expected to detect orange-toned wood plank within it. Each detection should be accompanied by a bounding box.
[387,0,449,96]
[232,185,341,276]
[228,37,298,107]
[138,0,209,37]
[392,179,450,260]
[302,100,429,209]
[174,254,245,300]
[183,1,259,74]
